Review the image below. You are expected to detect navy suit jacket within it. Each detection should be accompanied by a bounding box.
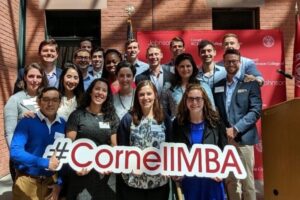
[135,66,174,87]
[14,66,62,94]
[213,78,262,145]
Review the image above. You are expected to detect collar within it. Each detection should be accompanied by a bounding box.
[37,110,62,124]
[150,66,163,75]
[46,66,57,76]
[83,73,93,80]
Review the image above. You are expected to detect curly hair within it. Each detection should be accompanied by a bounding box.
[131,80,164,125]
[79,78,117,122]
[176,83,220,127]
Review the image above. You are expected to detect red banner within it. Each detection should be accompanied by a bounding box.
[137,30,287,181]
[293,14,300,97]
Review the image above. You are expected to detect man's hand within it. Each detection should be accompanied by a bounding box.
[244,74,256,82]
[226,127,237,139]
[48,151,60,171]
[22,111,35,118]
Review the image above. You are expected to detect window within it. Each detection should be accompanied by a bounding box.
[45,10,100,67]
[212,8,260,30]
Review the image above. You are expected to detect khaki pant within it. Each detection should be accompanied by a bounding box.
[225,140,256,200]
[13,173,55,200]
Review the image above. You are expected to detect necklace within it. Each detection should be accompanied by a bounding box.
[118,90,134,110]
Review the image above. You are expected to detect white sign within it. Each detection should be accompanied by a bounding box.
[43,138,247,179]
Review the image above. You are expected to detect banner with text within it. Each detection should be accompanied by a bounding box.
[137,29,287,180]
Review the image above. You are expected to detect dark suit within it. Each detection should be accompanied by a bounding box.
[14,66,62,94]
[213,78,262,145]
[135,66,174,87]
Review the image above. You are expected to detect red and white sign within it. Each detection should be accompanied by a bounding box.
[43,138,247,179]
[137,30,287,180]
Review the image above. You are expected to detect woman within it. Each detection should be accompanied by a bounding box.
[113,61,136,120]
[172,83,227,200]
[57,63,84,120]
[4,63,48,181]
[102,49,123,94]
[4,63,48,146]
[117,80,172,200]
[66,78,119,199]
[162,53,214,119]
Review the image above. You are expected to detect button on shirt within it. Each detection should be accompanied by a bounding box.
[225,69,242,117]
[46,67,57,87]
[150,68,164,97]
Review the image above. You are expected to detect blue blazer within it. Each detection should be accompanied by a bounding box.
[135,66,175,86]
[14,66,62,93]
[213,78,262,145]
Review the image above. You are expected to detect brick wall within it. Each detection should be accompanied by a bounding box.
[0,0,19,177]
[0,0,297,177]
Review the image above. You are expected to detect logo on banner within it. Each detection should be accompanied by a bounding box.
[43,138,247,179]
[263,35,275,48]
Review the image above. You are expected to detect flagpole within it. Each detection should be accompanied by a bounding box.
[125,5,135,40]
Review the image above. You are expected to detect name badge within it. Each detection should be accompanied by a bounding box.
[23,98,37,106]
[151,125,162,132]
[99,122,110,129]
[54,132,65,139]
[214,86,225,93]
[237,89,247,93]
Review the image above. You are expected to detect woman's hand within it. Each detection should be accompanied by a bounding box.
[76,168,90,176]
[22,111,35,118]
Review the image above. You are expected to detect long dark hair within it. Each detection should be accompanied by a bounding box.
[58,63,84,104]
[177,83,219,127]
[172,53,199,88]
[80,78,117,122]
[18,63,48,93]
[131,80,164,125]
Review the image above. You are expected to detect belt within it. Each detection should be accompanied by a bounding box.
[16,170,51,182]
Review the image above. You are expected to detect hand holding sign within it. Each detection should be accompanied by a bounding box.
[48,150,60,171]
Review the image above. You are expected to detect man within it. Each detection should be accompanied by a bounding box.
[14,39,62,93]
[135,44,174,97]
[73,48,94,91]
[163,36,185,74]
[125,39,149,76]
[219,33,264,85]
[89,47,105,78]
[79,38,93,52]
[213,49,262,200]
[197,40,226,88]
[10,87,65,200]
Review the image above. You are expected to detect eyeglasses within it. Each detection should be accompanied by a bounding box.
[187,96,204,103]
[224,60,239,65]
[41,97,60,103]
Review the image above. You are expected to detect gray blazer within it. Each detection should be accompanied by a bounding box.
[4,91,38,146]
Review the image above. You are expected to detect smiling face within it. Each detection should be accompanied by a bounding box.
[24,68,43,94]
[90,80,108,107]
[105,52,121,75]
[199,44,216,64]
[126,41,140,61]
[63,68,80,93]
[223,36,240,50]
[39,44,58,64]
[74,51,91,71]
[138,85,156,111]
[117,67,134,91]
[147,47,163,68]
[170,41,185,58]
[92,51,104,71]
[176,59,193,81]
[38,89,61,120]
[224,53,241,76]
[186,89,204,114]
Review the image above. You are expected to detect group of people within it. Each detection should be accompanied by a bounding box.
[4,33,262,200]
